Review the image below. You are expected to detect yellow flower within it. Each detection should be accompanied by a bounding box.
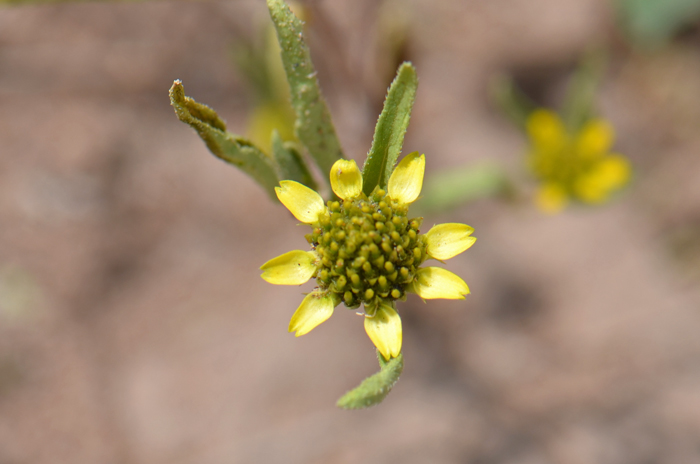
[260,152,476,359]
[247,101,296,154]
[526,109,631,213]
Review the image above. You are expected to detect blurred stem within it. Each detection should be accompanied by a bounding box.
[561,49,607,133]
[414,163,512,215]
[490,74,537,131]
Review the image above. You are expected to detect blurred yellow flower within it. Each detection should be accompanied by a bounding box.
[526,109,631,213]
[261,153,475,359]
[247,101,296,154]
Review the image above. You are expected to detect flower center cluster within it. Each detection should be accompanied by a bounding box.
[306,187,427,312]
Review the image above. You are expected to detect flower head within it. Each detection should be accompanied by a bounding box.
[261,152,476,359]
[526,109,631,213]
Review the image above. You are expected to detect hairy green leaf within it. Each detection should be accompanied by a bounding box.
[266,0,343,180]
[169,80,280,199]
[337,351,403,410]
[362,62,417,196]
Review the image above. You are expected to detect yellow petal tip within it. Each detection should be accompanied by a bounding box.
[329,159,363,199]
[425,223,477,260]
[287,292,335,337]
[388,151,425,205]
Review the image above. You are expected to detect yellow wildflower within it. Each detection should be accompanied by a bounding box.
[247,101,296,154]
[526,109,631,213]
[261,153,475,359]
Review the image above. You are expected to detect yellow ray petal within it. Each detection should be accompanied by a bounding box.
[260,250,318,285]
[364,304,402,359]
[425,223,476,260]
[594,155,631,190]
[573,176,607,204]
[288,292,335,336]
[526,109,566,150]
[275,180,326,224]
[329,159,363,200]
[247,101,296,154]
[575,119,614,160]
[408,267,470,300]
[574,155,631,204]
[535,183,568,214]
[387,152,425,205]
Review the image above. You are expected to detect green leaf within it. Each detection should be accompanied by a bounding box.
[266,0,344,180]
[362,62,418,196]
[270,130,317,189]
[414,163,512,214]
[336,351,403,410]
[169,80,280,199]
[617,0,700,49]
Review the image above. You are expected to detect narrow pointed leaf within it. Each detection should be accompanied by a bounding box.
[336,351,403,409]
[267,0,344,179]
[170,80,279,199]
[271,130,317,189]
[362,62,417,195]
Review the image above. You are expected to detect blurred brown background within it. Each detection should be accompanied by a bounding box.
[2,0,700,463]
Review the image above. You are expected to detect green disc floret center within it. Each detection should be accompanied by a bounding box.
[306,187,427,312]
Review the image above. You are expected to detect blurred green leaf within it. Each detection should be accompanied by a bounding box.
[561,50,607,133]
[267,0,344,179]
[271,130,317,188]
[415,163,511,214]
[231,25,290,104]
[490,74,537,131]
[618,0,700,49]
[169,80,280,199]
[231,21,298,154]
[337,351,403,410]
[362,62,418,196]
